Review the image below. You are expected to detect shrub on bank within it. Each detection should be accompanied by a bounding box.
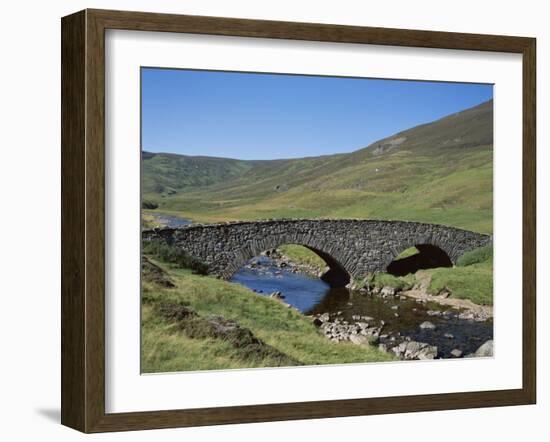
[456,245,493,267]
[142,239,208,275]
[142,200,159,209]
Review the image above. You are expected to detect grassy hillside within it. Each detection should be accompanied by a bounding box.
[141,151,255,195]
[142,257,393,373]
[142,100,493,233]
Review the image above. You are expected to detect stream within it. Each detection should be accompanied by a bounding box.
[150,213,193,228]
[231,255,493,358]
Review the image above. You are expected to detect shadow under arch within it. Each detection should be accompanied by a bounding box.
[386,244,453,276]
[227,241,351,288]
[304,245,351,288]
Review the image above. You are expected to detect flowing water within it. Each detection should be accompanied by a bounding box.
[231,256,493,358]
[150,213,192,228]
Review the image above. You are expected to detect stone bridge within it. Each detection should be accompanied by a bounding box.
[142,219,491,287]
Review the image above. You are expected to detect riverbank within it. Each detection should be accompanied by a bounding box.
[272,244,492,315]
[142,256,393,373]
[399,269,493,319]
[356,245,493,309]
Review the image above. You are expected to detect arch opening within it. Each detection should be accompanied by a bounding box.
[386,244,453,276]
[236,243,351,288]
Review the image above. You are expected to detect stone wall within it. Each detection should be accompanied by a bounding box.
[142,219,492,281]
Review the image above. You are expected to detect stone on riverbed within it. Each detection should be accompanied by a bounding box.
[458,311,475,320]
[419,321,436,330]
[391,341,438,360]
[380,286,396,296]
[450,349,463,358]
[473,340,493,357]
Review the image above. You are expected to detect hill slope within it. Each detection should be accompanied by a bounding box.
[142,100,493,233]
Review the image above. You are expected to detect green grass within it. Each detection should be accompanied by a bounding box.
[395,247,419,260]
[142,259,393,373]
[142,239,208,275]
[425,263,493,305]
[456,245,493,267]
[277,244,326,271]
[425,246,493,305]
[141,213,157,229]
[371,272,416,290]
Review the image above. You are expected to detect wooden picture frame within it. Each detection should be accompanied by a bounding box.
[61,8,536,433]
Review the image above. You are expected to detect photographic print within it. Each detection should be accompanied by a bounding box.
[140,68,494,373]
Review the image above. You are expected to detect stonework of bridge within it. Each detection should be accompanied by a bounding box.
[142,219,492,287]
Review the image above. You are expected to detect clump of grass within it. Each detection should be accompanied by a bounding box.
[456,245,493,267]
[142,200,159,209]
[142,239,208,275]
[427,265,493,305]
[371,272,415,290]
[425,245,493,305]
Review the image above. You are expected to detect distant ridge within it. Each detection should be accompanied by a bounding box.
[142,100,493,233]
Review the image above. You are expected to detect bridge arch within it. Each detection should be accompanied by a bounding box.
[382,231,464,270]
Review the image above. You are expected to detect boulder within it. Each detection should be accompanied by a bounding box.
[474,340,494,357]
[458,311,475,320]
[450,349,463,358]
[416,344,438,360]
[419,321,436,330]
[403,341,422,358]
[269,291,285,299]
[391,340,437,360]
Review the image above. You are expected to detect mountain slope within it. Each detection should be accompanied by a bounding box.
[141,152,257,195]
[142,100,493,233]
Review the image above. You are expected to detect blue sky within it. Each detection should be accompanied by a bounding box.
[141,68,493,160]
